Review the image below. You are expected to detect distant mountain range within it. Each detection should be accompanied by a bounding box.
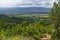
[0,7,51,14]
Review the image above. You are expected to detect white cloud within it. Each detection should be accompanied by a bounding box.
[0,0,22,7]
[18,0,57,8]
[0,0,58,8]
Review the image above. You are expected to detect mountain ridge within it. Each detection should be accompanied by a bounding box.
[0,7,51,14]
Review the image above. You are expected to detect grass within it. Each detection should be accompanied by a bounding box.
[1,35,35,40]
[40,15,49,18]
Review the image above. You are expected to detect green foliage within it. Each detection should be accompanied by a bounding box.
[0,14,52,40]
[9,20,52,39]
[50,1,60,39]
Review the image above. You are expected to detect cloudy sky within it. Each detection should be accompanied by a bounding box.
[0,0,59,8]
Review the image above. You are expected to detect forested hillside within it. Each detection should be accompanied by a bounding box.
[0,14,53,40]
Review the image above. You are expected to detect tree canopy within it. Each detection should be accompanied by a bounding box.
[50,1,60,38]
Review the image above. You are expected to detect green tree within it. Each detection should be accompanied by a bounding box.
[50,1,60,38]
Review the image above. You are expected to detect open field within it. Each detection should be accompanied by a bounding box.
[6,13,49,18]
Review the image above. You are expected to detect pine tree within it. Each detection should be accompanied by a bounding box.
[50,1,60,38]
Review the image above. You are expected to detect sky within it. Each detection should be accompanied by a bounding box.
[0,0,59,8]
